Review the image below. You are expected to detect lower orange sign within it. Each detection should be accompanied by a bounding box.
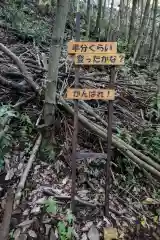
[74,53,125,65]
[66,88,115,100]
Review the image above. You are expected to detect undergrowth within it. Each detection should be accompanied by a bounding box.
[0,104,36,169]
[43,198,74,240]
[0,0,51,43]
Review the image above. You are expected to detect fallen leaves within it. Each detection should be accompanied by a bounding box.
[88,225,99,240]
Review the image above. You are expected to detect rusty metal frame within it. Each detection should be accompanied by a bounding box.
[71,10,80,213]
[105,66,116,217]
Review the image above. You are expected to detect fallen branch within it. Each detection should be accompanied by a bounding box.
[0,188,14,240]
[14,134,42,207]
[80,100,160,168]
[0,74,26,91]
[59,96,160,178]
[0,43,40,93]
[42,187,124,216]
[13,95,36,109]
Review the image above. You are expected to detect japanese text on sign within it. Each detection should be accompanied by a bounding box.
[68,41,117,54]
[74,53,125,65]
[66,88,115,100]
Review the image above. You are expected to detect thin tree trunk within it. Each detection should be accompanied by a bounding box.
[106,0,114,41]
[86,0,91,40]
[149,0,158,62]
[144,3,153,45]
[137,9,152,57]
[125,0,130,42]
[140,0,144,23]
[44,0,70,126]
[133,0,151,63]
[152,23,160,59]
[119,0,124,30]
[128,0,138,51]
[102,0,107,19]
[95,0,103,34]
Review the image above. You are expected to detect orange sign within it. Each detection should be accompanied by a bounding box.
[68,41,117,54]
[66,88,115,100]
[74,53,125,65]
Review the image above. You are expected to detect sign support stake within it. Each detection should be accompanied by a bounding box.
[105,66,116,218]
[71,9,80,213]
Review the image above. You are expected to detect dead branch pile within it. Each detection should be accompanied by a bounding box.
[0,38,159,180]
[0,27,160,239]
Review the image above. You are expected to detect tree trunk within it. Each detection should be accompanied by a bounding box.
[133,0,151,63]
[119,0,124,30]
[102,0,107,19]
[152,23,160,59]
[137,9,152,57]
[140,0,144,23]
[95,0,103,35]
[125,0,130,42]
[149,0,158,62]
[106,0,114,41]
[44,0,70,126]
[86,0,91,40]
[128,0,138,52]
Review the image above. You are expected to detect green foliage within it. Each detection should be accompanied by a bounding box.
[44,198,57,214]
[117,39,128,53]
[40,139,55,162]
[42,198,74,240]
[137,128,160,158]
[0,105,18,125]
[0,105,17,169]
[58,222,73,240]
[0,0,51,43]
[0,105,35,167]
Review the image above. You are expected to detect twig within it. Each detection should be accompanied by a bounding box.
[13,95,35,109]
[14,134,42,207]
[0,74,26,91]
[0,188,14,240]
[0,43,40,93]
[42,188,123,216]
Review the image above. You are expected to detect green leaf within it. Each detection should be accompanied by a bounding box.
[66,209,74,224]
[66,227,73,239]
[58,221,66,234]
[44,199,57,214]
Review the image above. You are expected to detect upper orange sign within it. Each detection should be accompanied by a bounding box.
[68,41,117,54]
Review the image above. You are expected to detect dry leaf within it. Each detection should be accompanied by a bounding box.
[28,230,37,238]
[31,206,41,214]
[5,168,14,180]
[62,176,69,185]
[18,219,34,227]
[13,228,21,239]
[81,233,88,240]
[17,234,27,240]
[104,227,118,240]
[49,229,57,240]
[88,225,99,240]
[142,197,158,205]
[45,224,51,235]
[23,209,30,216]
[82,221,93,232]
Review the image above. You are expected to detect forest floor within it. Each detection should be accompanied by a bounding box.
[0,5,160,240]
